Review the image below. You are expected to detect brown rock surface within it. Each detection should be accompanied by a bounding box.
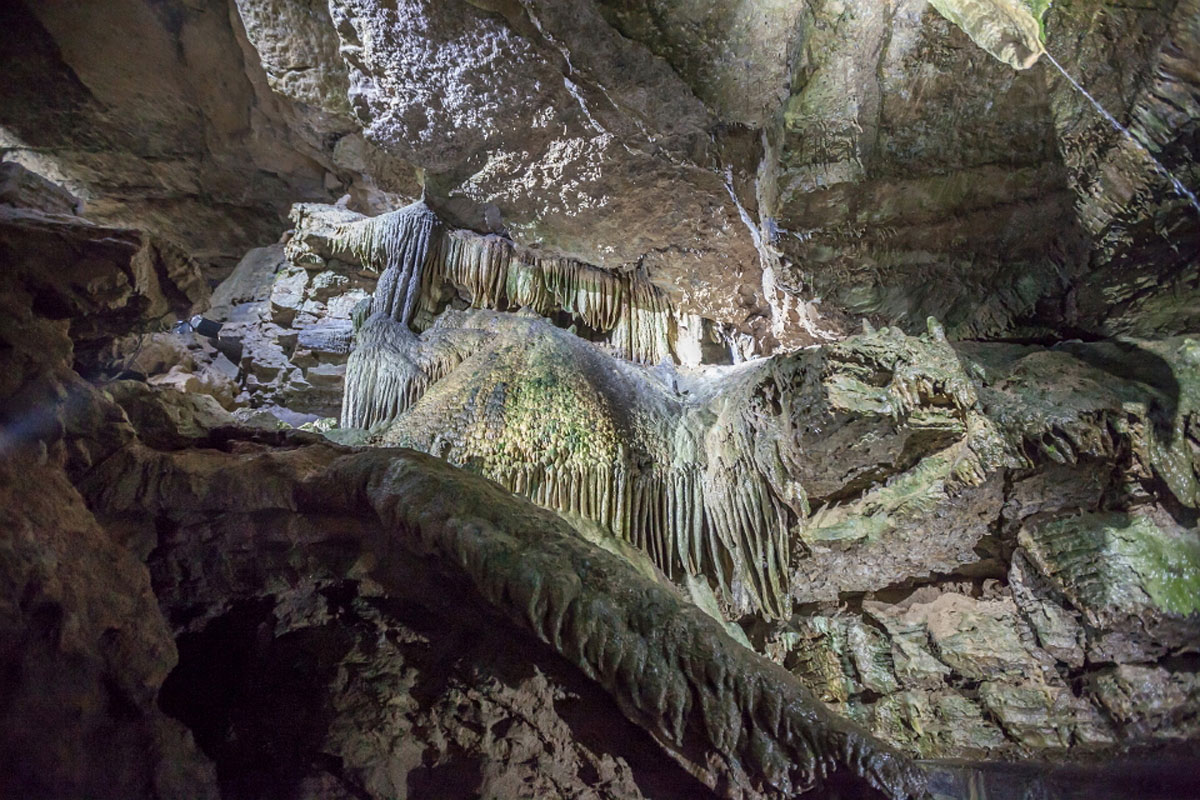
[0,450,219,800]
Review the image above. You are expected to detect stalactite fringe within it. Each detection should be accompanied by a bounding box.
[331,200,440,327]
[338,204,680,431]
[421,228,676,365]
[341,313,483,429]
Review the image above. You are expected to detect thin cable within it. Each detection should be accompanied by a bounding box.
[1044,49,1200,218]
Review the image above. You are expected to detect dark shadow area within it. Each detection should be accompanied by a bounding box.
[406,755,484,800]
[158,555,725,800]
[1055,339,1180,447]
[373,585,722,800]
[0,2,100,151]
[820,767,895,800]
[159,596,356,800]
[551,673,726,800]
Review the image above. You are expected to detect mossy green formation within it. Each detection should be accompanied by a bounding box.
[1021,0,1052,41]
[355,313,1012,619]
[965,337,1200,510]
[802,412,1009,548]
[1021,511,1200,619]
[385,315,623,478]
[376,312,737,609]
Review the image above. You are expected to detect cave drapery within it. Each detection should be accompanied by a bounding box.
[1,0,1199,798]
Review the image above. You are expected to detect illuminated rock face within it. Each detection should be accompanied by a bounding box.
[1,0,1199,797]
[927,0,1045,70]
[5,0,1197,347]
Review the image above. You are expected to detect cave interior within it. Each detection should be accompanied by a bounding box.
[1,0,1200,798]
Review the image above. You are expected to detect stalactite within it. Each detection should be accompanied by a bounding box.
[608,279,675,366]
[330,201,796,616]
[329,204,680,372]
[472,458,738,597]
[352,307,1045,621]
[424,230,513,314]
[333,200,683,430]
[340,313,484,429]
[701,459,791,618]
[421,227,676,364]
[331,200,440,327]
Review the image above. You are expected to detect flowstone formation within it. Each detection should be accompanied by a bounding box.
[327,205,981,619]
[369,313,1007,623]
[322,201,1200,765]
[2,0,1199,797]
[0,178,934,799]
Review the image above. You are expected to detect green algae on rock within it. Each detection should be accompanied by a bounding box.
[1020,511,1200,620]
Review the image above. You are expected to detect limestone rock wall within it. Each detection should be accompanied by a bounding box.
[0,0,353,279]
[6,0,1194,349]
[0,192,920,799]
[0,213,218,799]
[1,0,1198,794]
[24,138,1192,774]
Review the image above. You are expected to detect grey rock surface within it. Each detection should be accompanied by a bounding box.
[9,0,1194,345]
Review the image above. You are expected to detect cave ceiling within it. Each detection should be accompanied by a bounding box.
[2,0,1197,351]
